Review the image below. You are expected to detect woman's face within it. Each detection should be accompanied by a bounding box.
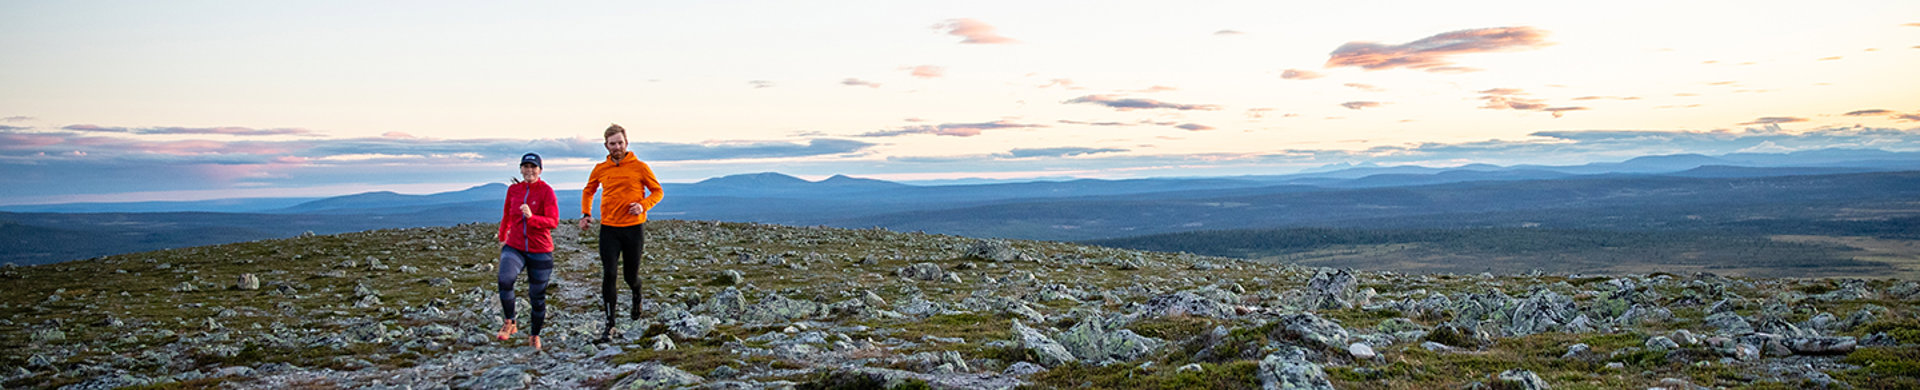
[520,164,541,181]
[604,133,629,157]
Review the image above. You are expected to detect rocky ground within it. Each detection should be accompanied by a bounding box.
[2,220,1918,389]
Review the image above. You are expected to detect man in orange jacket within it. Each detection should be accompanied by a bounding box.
[577,123,664,343]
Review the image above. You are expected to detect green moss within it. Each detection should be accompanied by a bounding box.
[1841,346,1920,377]
[1850,319,1920,344]
[1126,315,1218,341]
[1025,361,1259,390]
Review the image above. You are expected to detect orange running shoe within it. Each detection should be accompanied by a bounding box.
[531,335,543,351]
[495,320,518,341]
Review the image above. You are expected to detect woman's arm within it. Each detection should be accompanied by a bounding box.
[529,185,559,230]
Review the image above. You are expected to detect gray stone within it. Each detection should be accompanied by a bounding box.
[1303,269,1359,310]
[965,239,1023,262]
[740,293,823,323]
[1785,336,1856,355]
[698,287,748,318]
[1646,336,1679,351]
[1704,312,1753,335]
[1348,342,1376,360]
[1274,313,1350,351]
[1004,361,1047,376]
[1496,369,1550,390]
[172,282,197,292]
[460,364,532,390]
[236,274,261,291]
[1257,349,1334,390]
[896,263,946,282]
[708,365,740,379]
[1054,316,1165,365]
[608,362,704,389]
[1137,291,1234,318]
[666,314,719,339]
[651,334,675,351]
[425,278,452,287]
[1562,343,1591,359]
[30,327,65,343]
[1011,320,1076,367]
[712,269,744,286]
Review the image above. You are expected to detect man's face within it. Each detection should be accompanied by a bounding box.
[605,133,628,156]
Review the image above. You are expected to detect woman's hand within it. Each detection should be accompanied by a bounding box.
[520,204,533,218]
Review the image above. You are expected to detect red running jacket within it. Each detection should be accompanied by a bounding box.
[498,180,559,253]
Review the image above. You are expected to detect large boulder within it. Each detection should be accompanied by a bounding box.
[965,239,1025,262]
[740,293,824,323]
[897,263,948,282]
[1495,369,1550,390]
[608,362,704,389]
[1012,320,1076,367]
[1273,313,1350,351]
[1506,289,1577,336]
[1136,291,1234,319]
[1302,269,1360,310]
[1257,348,1334,390]
[1054,316,1165,365]
[697,287,748,319]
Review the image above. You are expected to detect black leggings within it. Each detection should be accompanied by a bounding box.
[599,224,645,324]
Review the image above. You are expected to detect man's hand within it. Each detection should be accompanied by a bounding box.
[519,204,533,218]
[627,202,646,216]
[576,217,592,230]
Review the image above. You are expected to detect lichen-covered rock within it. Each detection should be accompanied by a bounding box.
[1303,269,1359,310]
[1054,316,1164,365]
[1011,320,1076,367]
[460,364,532,390]
[1506,289,1577,336]
[1424,323,1490,349]
[740,293,823,323]
[666,313,719,339]
[236,274,261,290]
[898,263,947,281]
[965,239,1023,262]
[698,287,748,319]
[1705,312,1753,335]
[609,362,703,389]
[1136,291,1233,318]
[1495,369,1550,390]
[1273,313,1350,351]
[1257,348,1333,390]
[1785,336,1856,355]
[1646,336,1679,351]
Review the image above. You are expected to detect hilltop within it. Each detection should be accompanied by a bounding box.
[3,220,1919,389]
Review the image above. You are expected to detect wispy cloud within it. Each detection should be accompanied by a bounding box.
[1571,96,1641,101]
[936,18,1017,44]
[60,124,319,136]
[1344,83,1384,92]
[2,116,32,122]
[1340,101,1383,110]
[1174,123,1215,131]
[1130,85,1178,93]
[907,65,944,79]
[1898,114,1920,122]
[1064,95,1221,111]
[749,80,776,89]
[858,120,1046,137]
[1058,120,1133,126]
[1325,26,1551,72]
[1038,78,1082,90]
[841,78,882,88]
[1213,29,1244,36]
[0,125,30,131]
[1844,109,1893,116]
[1473,89,1585,117]
[1279,69,1324,80]
[999,147,1127,158]
[1738,116,1808,125]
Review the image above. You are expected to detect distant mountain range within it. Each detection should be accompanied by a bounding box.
[4,148,1919,264]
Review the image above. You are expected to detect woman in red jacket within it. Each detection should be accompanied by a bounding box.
[494,152,559,350]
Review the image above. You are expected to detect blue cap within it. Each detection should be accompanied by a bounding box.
[520,153,541,168]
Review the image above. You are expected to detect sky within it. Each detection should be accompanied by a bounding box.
[2,1,1918,204]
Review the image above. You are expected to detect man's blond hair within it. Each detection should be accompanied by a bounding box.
[604,124,626,140]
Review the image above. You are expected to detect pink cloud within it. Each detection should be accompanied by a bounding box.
[383,131,418,139]
[1131,85,1178,93]
[937,19,1017,44]
[860,120,1045,137]
[841,78,882,88]
[1543,107,1587,118]
[1344,83,1385,92]
[1571,96,1641,101]
[1038,78,1081,89]
[1844,109,1893,116]
[1738,116,1808,125]
[1325,26,1551,72]
[1280,69,1324,80]
[907,65,945,79]
[1174,123,1215,131]
[1896,114,1920,122]
[1341,101,1383,110]
[0,133,67,149]
[1064,95,1221,111]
